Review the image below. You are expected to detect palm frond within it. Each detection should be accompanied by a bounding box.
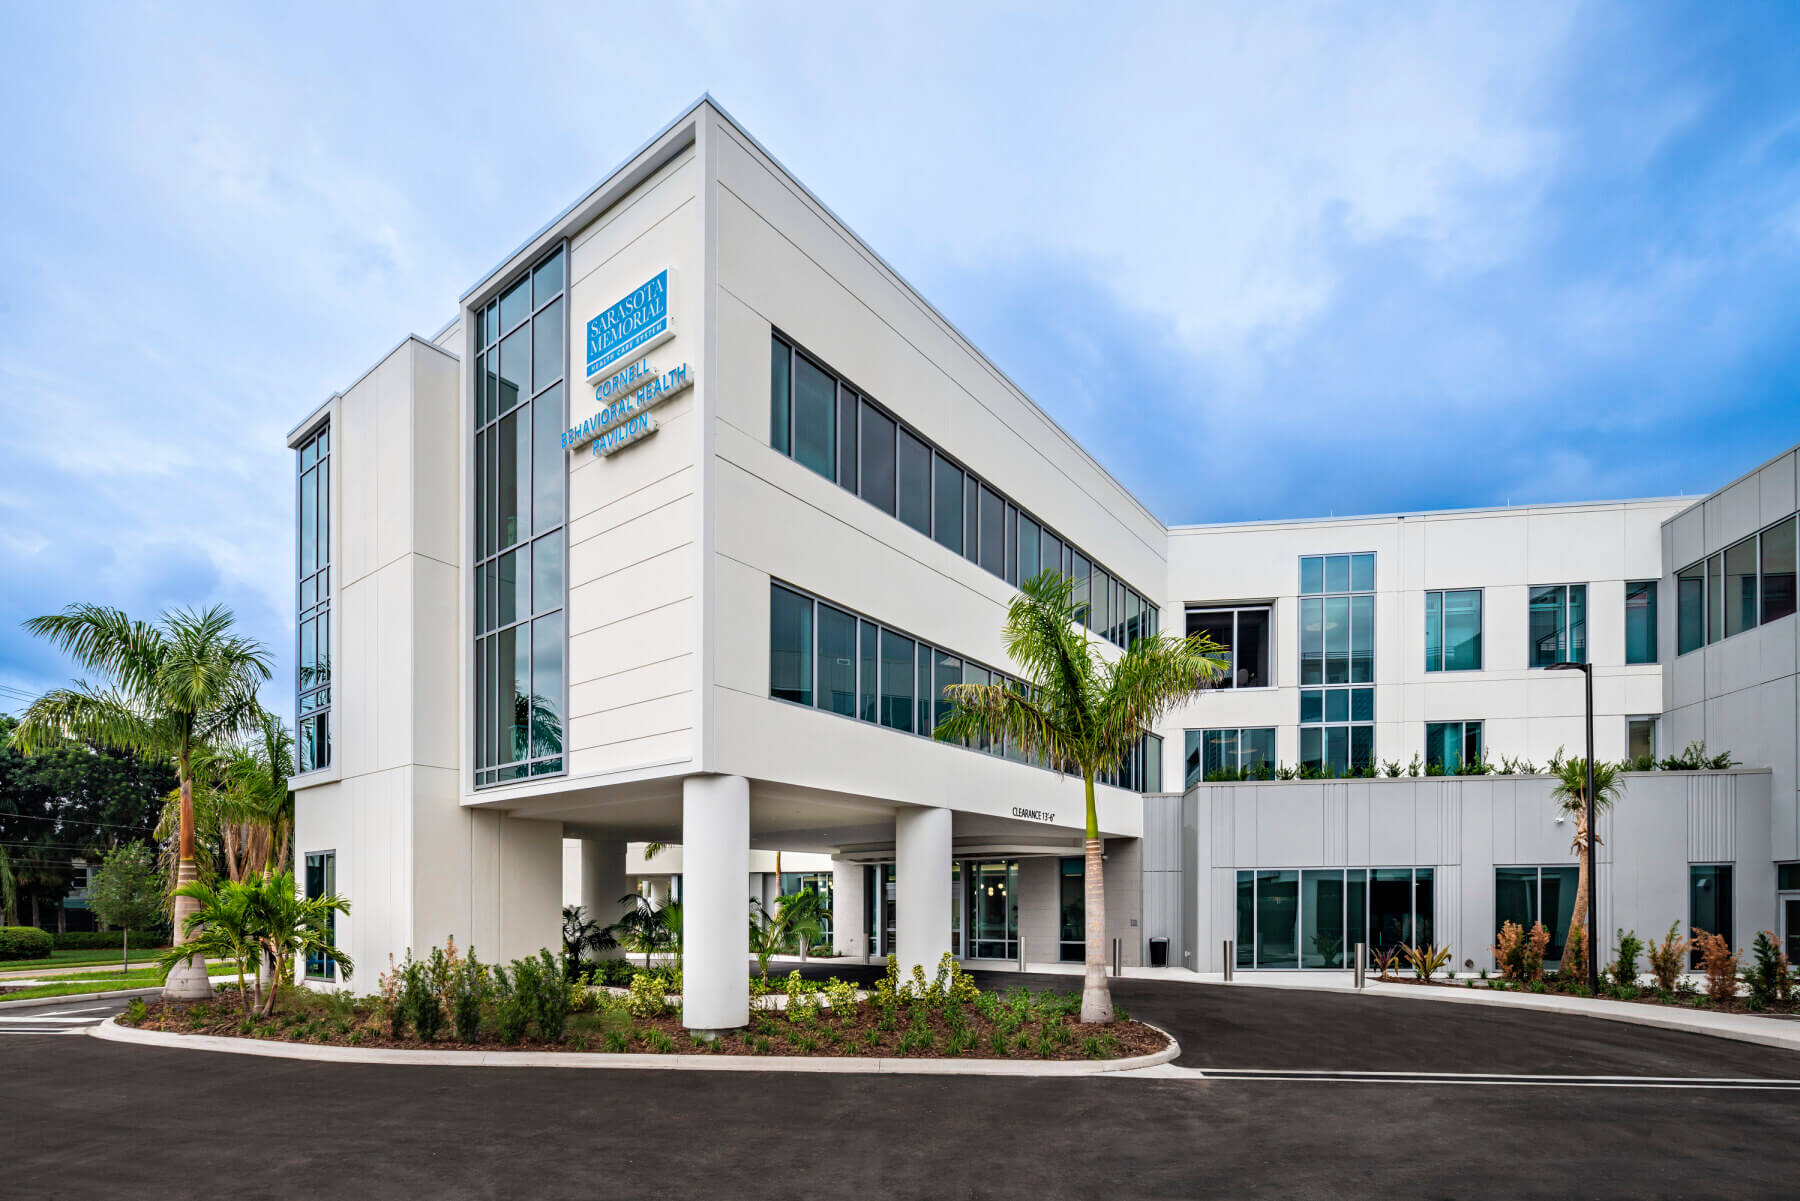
[1093,630,1229,765]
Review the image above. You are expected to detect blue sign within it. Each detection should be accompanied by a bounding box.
[586,270,671,380]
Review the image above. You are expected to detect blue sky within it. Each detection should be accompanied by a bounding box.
[2,1,1798,721]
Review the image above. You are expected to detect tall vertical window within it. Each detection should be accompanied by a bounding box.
[1624,581,1657,664]
[1677,562,1705,654]
[474,245,567,787]
[1627,715,1657,762]
[295,424,331,772]
[1059,858,1084,962]
[1424,589,1482,672]
[1185,605,1271,688]
[1724,536,1758,636]
[1528,584,1586,667]
[304,851,337,979]
[1690,864,1733,967]
[1424,720,1482,771]
[1764,516,1797,624]
[1299,554,1374,773]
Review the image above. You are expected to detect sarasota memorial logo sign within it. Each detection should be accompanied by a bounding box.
[567,269,693,457]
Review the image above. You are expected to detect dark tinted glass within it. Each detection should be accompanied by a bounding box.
[792,355,836,480]
[859,402,896,515]
[897,429,931,535]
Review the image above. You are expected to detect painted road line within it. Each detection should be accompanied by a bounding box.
[1188,1067,1800,1091]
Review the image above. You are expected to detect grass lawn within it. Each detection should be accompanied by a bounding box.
[0,963,240,1003]
[0,947,174,975]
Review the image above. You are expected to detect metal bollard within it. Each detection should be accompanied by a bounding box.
[1223,940,1234,982]
[1018,936,1025,973]
[1354,942,1367,989]
[1112,937,1122,978]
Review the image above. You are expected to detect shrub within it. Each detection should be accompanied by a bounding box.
[1647,923,1688,992]
[1493,921,1526,981]
[50,929,167,951]
[376,953,407,1038]
[626,971,669,1019]
[447,949,490,1043]
[123,997,149,1024]
[1610,929,1643,989]
[491,964,532,1045]
[1560,924,1587,986]
[1403,943,1452,981]
[823,977,859,1017]
[1745,931,1790,1008]
[1371,946,1400,980]
[0,926,53,960]
[1693,930,1740,1003]
[525,951,572,1041]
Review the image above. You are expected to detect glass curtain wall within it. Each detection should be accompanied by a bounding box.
[1236,867,1432,969]
[1676,514,1797,655]
[1299,554,1375,773]
[295,424,331,772]
[473,245,567,787]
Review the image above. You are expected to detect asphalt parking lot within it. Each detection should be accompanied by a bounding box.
[6,975,1800,1200]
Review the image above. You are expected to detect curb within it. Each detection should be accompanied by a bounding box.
[1224,976,1800,1054]
[89,1016,1181,1076]
[0,986,162,1011]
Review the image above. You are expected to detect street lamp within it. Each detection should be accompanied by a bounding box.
[1546,659,1599,987]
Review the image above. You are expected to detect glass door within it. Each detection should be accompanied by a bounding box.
[882,864,897,955]
[966,860,1019,959]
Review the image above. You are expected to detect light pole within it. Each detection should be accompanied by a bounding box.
[1546,659,1598,986]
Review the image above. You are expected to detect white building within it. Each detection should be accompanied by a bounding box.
[286,98,1800,1024]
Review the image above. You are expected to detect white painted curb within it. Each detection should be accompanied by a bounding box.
[90,1015,1180,1076]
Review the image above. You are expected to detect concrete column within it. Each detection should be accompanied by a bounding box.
[831,858,866,959]
[682,774,749,1032]
[896,806,952,981]
[579,839,629,959]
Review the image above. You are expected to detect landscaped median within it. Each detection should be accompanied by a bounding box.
[103,947,1176,1074]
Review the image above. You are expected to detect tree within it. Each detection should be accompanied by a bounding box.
[171,708,293,884]
[561,904,616,976]
[16,604,271,1000]
[1550,753,1624,983]
[935,571,1226,1023]
[610,892,677,970]
[240,869,351,1016]
[86,843,166,972]
[774,887,825,961]
[162,870,351,1017]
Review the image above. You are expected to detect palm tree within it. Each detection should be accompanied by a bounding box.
[210,709,295,882]
[241,869,351,1016]
[610,892,676,970]
[1550,753,1624,982]
[16,604,271,1000]
[935,571,1226,1023]
[0,844,17,928]
[561,904,617,975]
[159,877,260,1014]
[775,887,826,961]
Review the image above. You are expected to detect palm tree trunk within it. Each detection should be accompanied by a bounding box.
[1566,813,1591,983]
[1081,773,1114,1024]
[164,767,213,1001]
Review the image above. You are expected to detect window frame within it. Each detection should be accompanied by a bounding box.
[1424,587,1484,673]
[1527,582,1588,668]
[303,850,337,980]
[1184,603,1275,690]
[1623,580,1658,665]
[295,421,332,774]
[1424,719,1483,771]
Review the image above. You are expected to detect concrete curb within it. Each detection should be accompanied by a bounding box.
[89,1015,1181,1076]
[1226,975,1800,1053]
[0,986,162,1010]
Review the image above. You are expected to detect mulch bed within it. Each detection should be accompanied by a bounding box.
[1377,975,1800,1016]
[121,996,1171,1061]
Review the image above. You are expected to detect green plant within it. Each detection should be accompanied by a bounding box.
[1693,929,1740,1003]
[932,570,1226,1024]
[603,1030,629,1053]
[123,997,149,1023]
[397,952,445,1042]
[1560,922,1587,987]
[1610,929,1644,989]
[1659,741,1737,771]
[1371,945,1399,981]
[1745,931,1790,1007]
[626,970,669,1019]
[640,1029,676,1054]
[561,905,615,976]
[15,603,272,1000]
[823,977,859,1017]
[1404,943,1452,981]
[609,892,678,970]
[446,945,489,1043]
[1550,753,1625,981]
[0,926,53,960]
[1647,922,1688,992]
[85,843,167,971]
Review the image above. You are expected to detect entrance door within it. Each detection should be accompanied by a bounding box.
[1783,895,1800,964]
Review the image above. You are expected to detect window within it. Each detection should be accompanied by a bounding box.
[767,581,1158,782]
[1690,864,1733,967]
[1528,584,1586,667]
[1724,535,1758,636]
[1059,858,1084,962]
[1299,555,1374,772]
[1624,581,1657,664]
[1236,866,1431,969]
[765,334,1157,647]
[769,584,813,705]
[1708,551,1724,644]
[295,423,331,772]
[1424,590,1482,672]
[1677,562,1705,654]
[1425,721,1482,772]
[1764,516,1797,624]
[1184,728,1276,786]
[474,246,567,788]
[966,860,1019,959]
[1185,605,1271,688]
[1627,715,1657,763]
[1494,866,1579,963]
[304,851,337,979]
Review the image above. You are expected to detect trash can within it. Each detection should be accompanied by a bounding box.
[1148,937,1169,967]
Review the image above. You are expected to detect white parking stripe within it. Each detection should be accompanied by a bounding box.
[1189,1067,1800,1091]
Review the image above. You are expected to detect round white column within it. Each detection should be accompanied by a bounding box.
[681,774,750,1032]
[830,858,866,959]
[895,806,952,981]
